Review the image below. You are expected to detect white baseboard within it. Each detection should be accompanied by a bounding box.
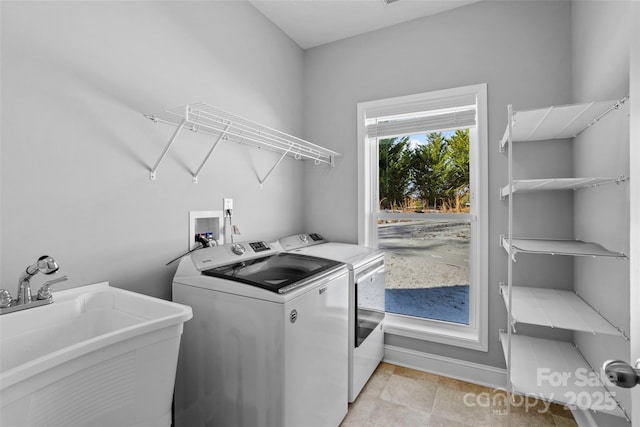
[383,344,507,390]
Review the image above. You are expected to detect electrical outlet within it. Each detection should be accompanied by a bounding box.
[223,198,233,217]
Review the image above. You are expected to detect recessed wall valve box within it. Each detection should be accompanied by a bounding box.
[189,211,224,249]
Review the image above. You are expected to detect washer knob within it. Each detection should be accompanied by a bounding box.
[231,243,245,255]
[299,234,309,244]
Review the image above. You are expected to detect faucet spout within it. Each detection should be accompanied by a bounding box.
[17,255,60,305]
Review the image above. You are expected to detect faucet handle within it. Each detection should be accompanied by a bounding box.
[0,289,12,308]
[37,276,68,300]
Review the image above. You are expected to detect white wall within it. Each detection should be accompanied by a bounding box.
[0,1,306,299]
[571,2,634,425]
[302,0,573,369]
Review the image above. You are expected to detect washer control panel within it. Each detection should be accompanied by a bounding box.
[190,241,275,270]
[249,241,271,252]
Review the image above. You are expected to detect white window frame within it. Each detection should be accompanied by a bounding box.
[357,83,489,351]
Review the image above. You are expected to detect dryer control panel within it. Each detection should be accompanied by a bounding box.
[279,233,327,251]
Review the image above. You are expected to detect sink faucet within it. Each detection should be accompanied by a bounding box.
[0,255,68,315]
[17,255,60,304]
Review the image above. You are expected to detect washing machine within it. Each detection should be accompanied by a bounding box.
[278,233,385,402]
[172,241,349,427]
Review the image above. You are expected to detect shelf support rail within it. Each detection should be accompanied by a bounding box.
[587,175,629,189]
[506,103,514,422]
[574,96,629,138]
[567,175,629,192]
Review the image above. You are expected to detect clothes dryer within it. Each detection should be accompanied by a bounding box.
[279,234,385,402]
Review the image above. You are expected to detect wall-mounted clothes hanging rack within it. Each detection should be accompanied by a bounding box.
[145,103,341,184]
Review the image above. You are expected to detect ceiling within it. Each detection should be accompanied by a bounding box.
[249,0,480,49]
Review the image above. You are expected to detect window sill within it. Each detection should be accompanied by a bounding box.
[384,313,487,352]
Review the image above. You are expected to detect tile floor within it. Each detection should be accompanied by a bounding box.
[340,363,578,427]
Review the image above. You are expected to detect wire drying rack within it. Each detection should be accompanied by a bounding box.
[145,103,341,184]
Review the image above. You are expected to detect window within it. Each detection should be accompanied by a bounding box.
[357,84,488,351]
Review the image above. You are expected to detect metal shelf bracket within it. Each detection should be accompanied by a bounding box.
[149,117,187,180]
[192,123,231,183]
[258,146,292,186]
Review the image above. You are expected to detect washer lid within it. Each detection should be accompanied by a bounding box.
[201,252,343,293]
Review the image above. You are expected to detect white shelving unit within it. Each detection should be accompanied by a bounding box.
[145,103,342,183]
[500,98,630,421]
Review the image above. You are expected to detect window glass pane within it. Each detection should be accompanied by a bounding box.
[378,218,470,324]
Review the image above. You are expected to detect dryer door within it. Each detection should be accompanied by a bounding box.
[355,260,385,347]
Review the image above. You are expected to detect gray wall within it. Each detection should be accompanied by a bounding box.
[0,1,306,300]
[302,1,574,369]
[2,2,633,399]
[571,2,633,425]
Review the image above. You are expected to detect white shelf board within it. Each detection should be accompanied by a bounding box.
[500,177,620,198]
[501,237,626,258]
[500,99,622,148]
[500,333,625,417]
[500,285,623,336]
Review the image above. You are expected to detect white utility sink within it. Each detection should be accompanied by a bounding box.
[0,282,192,427]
